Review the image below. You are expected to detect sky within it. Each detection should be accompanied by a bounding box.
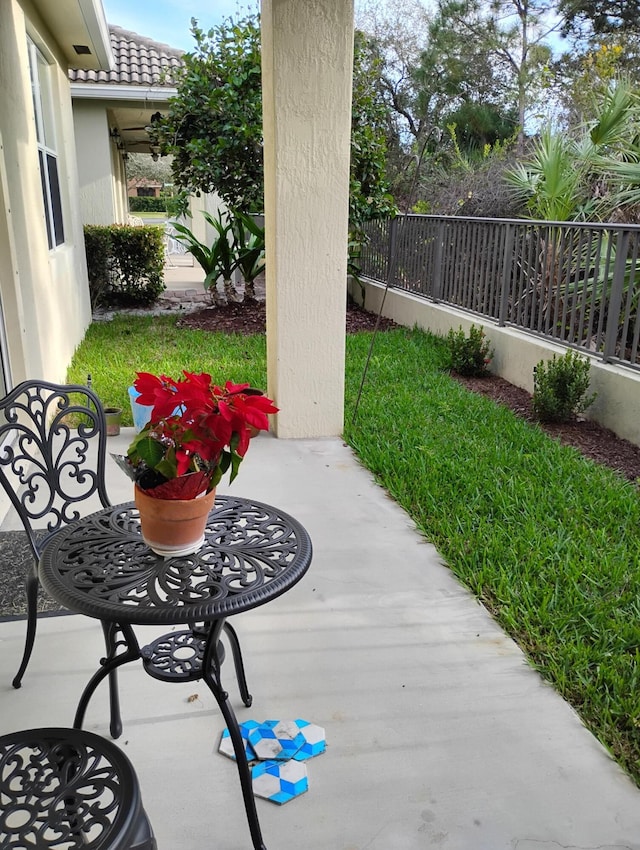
[101,0,260,51]
[101,0,565,59]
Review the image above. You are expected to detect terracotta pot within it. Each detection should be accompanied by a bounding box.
[134,485,216,558]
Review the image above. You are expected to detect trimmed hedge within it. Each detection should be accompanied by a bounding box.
[129,196,167,212]
[84,225,165,309]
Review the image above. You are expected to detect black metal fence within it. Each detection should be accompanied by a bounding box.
[359,215,640,371]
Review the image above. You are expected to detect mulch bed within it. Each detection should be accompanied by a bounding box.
[177,300,399,334]
[452,373,640,484]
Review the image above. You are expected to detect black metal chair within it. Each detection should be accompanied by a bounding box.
[0,727,156,849]
[0,380,111,688]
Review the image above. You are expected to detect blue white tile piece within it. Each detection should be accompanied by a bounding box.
[218,719,261,761]
[251,759,309,804]
[290,719,326,760]
[218,717,326,804]
[247,720,306,761]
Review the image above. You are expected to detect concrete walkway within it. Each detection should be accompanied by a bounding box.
[1,433,640,849]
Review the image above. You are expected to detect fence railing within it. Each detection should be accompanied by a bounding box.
[359,215,640,371]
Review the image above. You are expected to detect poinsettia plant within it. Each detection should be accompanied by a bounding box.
[115,371,278,499]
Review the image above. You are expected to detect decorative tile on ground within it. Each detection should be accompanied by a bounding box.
[218,720,261,761]
[251,759,309,804]
[247,720,306,761]
[290,720,326,760]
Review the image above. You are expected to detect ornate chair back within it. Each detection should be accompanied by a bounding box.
[0,380,111,686]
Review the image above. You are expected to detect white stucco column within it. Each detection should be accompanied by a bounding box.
[261,0,353,437]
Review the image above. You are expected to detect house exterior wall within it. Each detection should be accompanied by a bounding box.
[72,100,115,224]
[127,179,162,198]
[351,278,640,447]
[261,0,353,438]
[0,1,92,387]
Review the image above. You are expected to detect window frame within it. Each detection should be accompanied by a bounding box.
[27,38,65,250]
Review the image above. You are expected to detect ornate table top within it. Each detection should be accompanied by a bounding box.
[39,494,313,626]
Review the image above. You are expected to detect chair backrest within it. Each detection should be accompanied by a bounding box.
[0,381,111,559]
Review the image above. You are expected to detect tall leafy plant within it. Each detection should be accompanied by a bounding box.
[504,79,638,222]
[231,210,265,303]
[172,211,239,304]
[504,80,640,343]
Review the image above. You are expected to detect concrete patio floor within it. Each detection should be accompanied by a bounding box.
[2,431,640,849]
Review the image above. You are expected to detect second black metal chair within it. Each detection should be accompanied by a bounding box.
[0,726,156,849]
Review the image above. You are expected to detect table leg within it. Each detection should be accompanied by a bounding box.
[223,621,253,707]
[203,621,267,850]
[73,622,140,739]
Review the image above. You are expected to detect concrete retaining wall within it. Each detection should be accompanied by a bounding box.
[350,278,640,447]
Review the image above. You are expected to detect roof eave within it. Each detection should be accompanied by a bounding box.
[70,83,177,102]
[32,0,113,71]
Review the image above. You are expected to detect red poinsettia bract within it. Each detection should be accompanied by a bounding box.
[125,372,278,498]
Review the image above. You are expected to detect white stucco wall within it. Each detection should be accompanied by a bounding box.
[0,0,92,386]
[352,278,640,447]
[261,0,353,437]
[73,100,115,225]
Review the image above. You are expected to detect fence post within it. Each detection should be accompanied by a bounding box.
[602,230,629,362]
[498,223,514,327]
[431,220,444,302]
[386,217,398,287]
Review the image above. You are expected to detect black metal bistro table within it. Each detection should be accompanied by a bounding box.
[39,494,313,850]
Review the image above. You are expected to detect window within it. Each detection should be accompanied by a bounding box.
[28,40,64,249]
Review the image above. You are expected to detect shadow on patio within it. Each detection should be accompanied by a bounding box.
[1,431,640,848]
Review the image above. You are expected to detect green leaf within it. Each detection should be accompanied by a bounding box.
[129,435,165,468]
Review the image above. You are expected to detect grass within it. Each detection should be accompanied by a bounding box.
[344,328,640,783]
[67,315,267,425]
[68,316,640,784]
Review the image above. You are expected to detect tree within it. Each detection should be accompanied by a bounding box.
[355,0,434,148]
[350,31,397,230]
[441,102,518,152]
[155,16,263,214]
[550,41,631,129]
[354,0,553,208]
[156,14,395,227]
[558,0,640,36]
[428,0,555,153]
[126,152,174,184]
[504,79,640,221]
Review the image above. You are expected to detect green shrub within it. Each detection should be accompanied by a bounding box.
[83,225,165,309]
[446,324,493,376]
[129,196,166,213]
[83,226,111,308]
[532,350,596,422]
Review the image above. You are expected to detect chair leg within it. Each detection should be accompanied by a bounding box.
[223,621,253,707]
[74,622,139,738]
[128,807,157,850]
[12,568,38,689]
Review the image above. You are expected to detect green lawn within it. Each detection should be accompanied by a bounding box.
[134,211,167,220]
[68,315,267,422]
[68,317,640,785]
